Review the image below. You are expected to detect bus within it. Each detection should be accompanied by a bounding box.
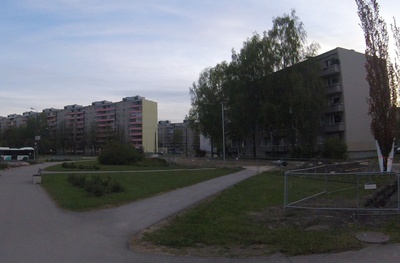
[0,147,35,161]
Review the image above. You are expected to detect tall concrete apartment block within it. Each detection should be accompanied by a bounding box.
[316,47,375,157]
[158,120,199,156]
[117,96,158,152]
[0,95,157,154]
[241,47,376,158]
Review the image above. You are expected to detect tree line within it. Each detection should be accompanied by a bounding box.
[188,10,325,158]
[0,113,126,155]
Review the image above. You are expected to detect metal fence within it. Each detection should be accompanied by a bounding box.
[284,163,400,215]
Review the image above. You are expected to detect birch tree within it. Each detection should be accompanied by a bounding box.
[355,0,398,171]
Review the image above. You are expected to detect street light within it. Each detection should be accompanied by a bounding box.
[222,103,226,162]
[30,107,39,159]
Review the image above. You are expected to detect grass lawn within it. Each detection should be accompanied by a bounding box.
[42,167,238,211]
[139,171,400,257]
[44,159,190,172]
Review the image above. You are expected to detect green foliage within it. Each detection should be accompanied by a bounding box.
[142,172,364,256]
[67,174,124,197]
[67,173,87,187]
[61,162,100,170]
[139,157,168,167]
[321,137,348,159]
[189,9,323,158]
[98,141,144,165]
[356,0,398,170]
[42,168,237,210]
[0,163,8,170]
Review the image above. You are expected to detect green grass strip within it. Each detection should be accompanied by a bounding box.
[42,168,237,211]
[142,172,399,256]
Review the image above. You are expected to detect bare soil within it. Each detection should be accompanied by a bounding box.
[130,205,400,258]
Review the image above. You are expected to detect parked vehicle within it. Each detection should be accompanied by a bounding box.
[272,159,288,167]
[0,147,35,161]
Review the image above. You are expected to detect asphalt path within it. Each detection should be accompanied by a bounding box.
[0,163,271,263]
[2,163,400,263]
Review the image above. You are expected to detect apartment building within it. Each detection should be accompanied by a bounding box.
[317,48,375,157]
[117,96,158,153]
[0,96,158,154]
[242,47,376,158]
[158,120,199,156]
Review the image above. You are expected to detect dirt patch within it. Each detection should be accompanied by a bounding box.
[130,206,399,258]
[251,207,400,231]
[131,231,274,258]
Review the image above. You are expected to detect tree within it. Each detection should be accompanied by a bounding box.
[98,141,144,165]
[189,63,228,156]
[266,9,322,156]
[188,9,322,158]
[355,0,398,171]
[173,128,183,153]
[229,33,275,157]
[56,120,69,155]
[268,9,319,71]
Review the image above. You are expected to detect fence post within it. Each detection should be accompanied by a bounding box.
[398,173,400,214]
[356,173,360,218]
[284,171,288,210]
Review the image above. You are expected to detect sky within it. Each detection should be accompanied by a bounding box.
[0,0,399,122]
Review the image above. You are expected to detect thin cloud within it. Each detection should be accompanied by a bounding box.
[1,0,399,122]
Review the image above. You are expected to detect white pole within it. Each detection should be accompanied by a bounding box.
[222,103,225,161]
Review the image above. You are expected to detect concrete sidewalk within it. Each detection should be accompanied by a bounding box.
[0,163,400,263]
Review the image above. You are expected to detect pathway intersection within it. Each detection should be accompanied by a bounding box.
[0,163,399,262]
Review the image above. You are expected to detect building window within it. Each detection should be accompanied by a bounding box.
[326,76,339,86]
[329,114,342,124]
[324,58,340,68]
[331,96,340,105]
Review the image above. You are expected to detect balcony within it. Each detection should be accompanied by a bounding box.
[130,107,142,112]
[96,118,115,123]
[321,123,345,133]
[325,84,343,95]
[321,64,341,76]
[130,120,142,124]
[96,113,115,117]
[96,107,115,112]
[326,104,344,113]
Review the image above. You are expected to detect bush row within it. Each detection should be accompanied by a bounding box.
[138,157,168,167]
[62,162,100,170]
[67,174,124,196]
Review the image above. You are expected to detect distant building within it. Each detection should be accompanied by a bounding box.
[0,95,158,154]
[158,120,199,156]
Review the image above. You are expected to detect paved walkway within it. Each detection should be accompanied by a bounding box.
[1,163,400,263]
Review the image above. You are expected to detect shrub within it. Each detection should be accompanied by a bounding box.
[84,176,106,196]
[67,174,86,187]
[139,157,169,167]
[321,137,348,159]
[67,174,124,196]
[98,141,144,165]
[0,163,8,170]
[107,178,124,193]
[62,162,77,169]
[195,149,207,157]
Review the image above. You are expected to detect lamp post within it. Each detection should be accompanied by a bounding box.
[30,107,39,159]
[221,103,226,162]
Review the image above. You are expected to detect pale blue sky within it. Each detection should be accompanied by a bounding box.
[0,0,399,122]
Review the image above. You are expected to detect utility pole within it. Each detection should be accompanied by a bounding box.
[222,103,225,161]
